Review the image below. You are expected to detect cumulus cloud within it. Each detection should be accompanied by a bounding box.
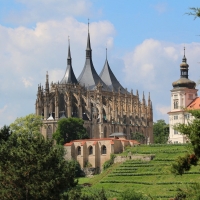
[22,77,33,88]
[0,17,115,125]
[5,0,92,25]
[123,39,200,122]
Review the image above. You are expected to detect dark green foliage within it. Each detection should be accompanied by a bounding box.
[0,125,12,143]
[0,132,78,200]
[69,159,84,177]
[153,119,169,144]
[67,188,107,200]
[172,110,200,175]
[103,154,116,170]
[186,7,200,19]
[130,132,145,143]
[53,117,89,145]
[120,189,149,200]
[174,183,200,200]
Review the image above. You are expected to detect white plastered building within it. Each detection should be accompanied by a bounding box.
[168,49,198,144]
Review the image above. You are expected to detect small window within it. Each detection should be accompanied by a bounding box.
[89,146,93,155]
[174,116,178,120]
[174,101,178,109]
[174,141,178,144]
[174,130,178,135]
[77,146,81,155]
[185,114,190,119]
[102,145,107,154]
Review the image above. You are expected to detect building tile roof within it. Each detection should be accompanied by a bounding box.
[187,97,200,110]
[60,43,78,84]
[77,32,110,91]
[100,59,127,94]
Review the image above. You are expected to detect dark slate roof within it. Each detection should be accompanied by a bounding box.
[99,58,127,94]
[78,33,109,91]
[60,43,78,84]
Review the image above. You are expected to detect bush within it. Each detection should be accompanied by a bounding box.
[120,189,149,200]
[103,154,116,170]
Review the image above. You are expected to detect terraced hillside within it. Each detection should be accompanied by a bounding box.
[79,144,200,199]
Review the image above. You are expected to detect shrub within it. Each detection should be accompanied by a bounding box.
[103,154,116,170]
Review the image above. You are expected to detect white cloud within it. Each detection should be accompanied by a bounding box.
[123,39,200,122]
[22,77,33,88]
[0,105,8,115]
[6,0,92,25]
[0,17,115,126]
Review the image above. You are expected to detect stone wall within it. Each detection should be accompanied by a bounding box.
[114,154,155,163]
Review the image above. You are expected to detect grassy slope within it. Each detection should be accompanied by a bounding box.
[79,144,200,199]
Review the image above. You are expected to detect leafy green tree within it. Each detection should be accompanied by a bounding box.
[153,119,169,144]
[130,132,145,143]
[171,110,200,175]
[53,117,89,145]
[0,125,12,143]
[186,7,200,19]
[10,113,43,134]
[0,132,78,200]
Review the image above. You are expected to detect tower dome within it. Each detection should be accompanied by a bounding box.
[172,47,196,89]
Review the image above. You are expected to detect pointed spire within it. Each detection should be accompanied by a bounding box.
[45,71,49,92]
[60,38,78,84]
[182,46,187,63]
[86,19,92,58]
[68,36,71,59]
[99,55,127,94]
[148,92,151,106]
[136,90,139,97]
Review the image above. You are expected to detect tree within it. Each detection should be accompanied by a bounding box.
[53,117,89,145]
[171,109,200,175]
[153,119,169,144]
[0,125,12,143]
[10,113,43,134]
[130,132,145,143]
[186,7,200,19]
[0,132,78,200]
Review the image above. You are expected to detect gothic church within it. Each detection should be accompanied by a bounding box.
[35,27,153,143]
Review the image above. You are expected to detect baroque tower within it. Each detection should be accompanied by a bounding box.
[168,48,198,143]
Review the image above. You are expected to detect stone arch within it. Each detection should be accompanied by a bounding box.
[104,126,107,138]
[88,146,93,155]
[77,146,81,155]
[59,93,65,117]
[72,95,78,117]
[101,145,107,154]
[123,127,126,134]
[47,125,52,139]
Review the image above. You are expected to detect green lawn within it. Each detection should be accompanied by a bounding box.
[78,144,200,199]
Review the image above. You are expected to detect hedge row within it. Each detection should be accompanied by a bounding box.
[100,180,152,185]
[108,172,163,176]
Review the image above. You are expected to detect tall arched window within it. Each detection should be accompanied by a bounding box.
[102,145,107,154]
[47,126,52,139]
[77,146,81,155]
[104,126,107,138]
[87,126,90,138]
[89,146,93,155]
[123,128,126,134]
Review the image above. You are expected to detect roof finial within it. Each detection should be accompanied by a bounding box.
[184,46,185,57]
[106,48,107,60]
[88,18,90,33]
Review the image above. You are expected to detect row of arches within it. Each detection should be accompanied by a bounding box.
[77,145,107,155]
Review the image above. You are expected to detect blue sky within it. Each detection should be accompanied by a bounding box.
[0,0,200,127]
